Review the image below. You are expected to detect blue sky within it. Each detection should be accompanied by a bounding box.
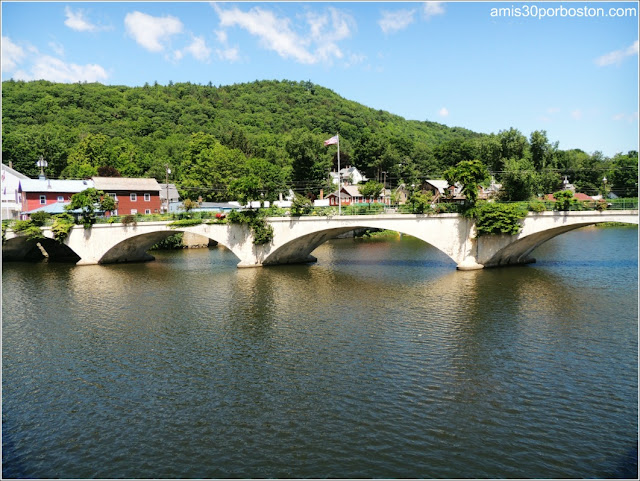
[2,1,638,157]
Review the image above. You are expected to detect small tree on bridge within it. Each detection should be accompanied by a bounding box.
[553,190,577,211]
[66,188,116,228]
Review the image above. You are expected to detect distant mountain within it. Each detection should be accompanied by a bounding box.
[2,79,482,183]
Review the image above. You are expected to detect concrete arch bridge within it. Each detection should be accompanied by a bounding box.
[3,211,637,270]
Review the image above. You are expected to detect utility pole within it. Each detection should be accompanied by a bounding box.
[165,165,171,214]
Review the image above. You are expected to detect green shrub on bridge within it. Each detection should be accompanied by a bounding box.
[227,209,274,245]
[169,218,203,228]
[466,202,528,236]
[12,219,45,241]
[29,211,52,226]
[51,213,75,243]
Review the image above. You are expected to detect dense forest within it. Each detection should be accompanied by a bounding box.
[2,79,637,201]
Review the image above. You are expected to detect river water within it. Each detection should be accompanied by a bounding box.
[2,226,638,479]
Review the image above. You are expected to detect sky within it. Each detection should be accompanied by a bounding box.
[2,1,638,157]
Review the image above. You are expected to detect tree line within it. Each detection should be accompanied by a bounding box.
[2,79,636,203]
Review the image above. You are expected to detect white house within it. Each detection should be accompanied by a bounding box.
[1,163,29,219]
[330,166,368,186]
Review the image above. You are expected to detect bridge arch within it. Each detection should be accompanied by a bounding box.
[479,216,639,268]
[262,218,463,267]
[97,228,243,264]
[2,235,81,262]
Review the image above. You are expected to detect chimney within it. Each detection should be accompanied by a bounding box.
[319,189,324,200]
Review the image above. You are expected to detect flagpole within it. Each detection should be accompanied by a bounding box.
[337,132,341,216]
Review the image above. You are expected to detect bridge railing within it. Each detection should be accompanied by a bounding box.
[7,198,636,230]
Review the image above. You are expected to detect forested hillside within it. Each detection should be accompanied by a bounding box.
[2,79,637,200]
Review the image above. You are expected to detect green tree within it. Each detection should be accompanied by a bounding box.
[444,159,489,207]
[61,133,111,179]
[180,133,248,201]
[358,180,384,200]
[228,174,263,207]
[498,128,528,161]
[286,130,331,197]
[291,193,313,216]
[499,157,537,201]
[66,188,115,227]
[529,130,556,171]
[609,151,638,197]
[408,190,433,214]
[553,190,576,211]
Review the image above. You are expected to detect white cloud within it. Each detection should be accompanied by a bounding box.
[216,47,239,62]
[595,40,638,66]
[22,55,108,83]
[215,30,228,44]
[547,107,560,114]
[423,2,446,19]
[306,7,354,62]
[345,52,367,68]
[571,109,583,120]
[125,11,183,52]
[612,111,639,122]
[2,36,26,71]
[379,9,416,34]
[48,40,65,57]
[179,36,212,61]
[214,5,315,63]
[439,107,449,117]
[64,6,108,32]
[213,4,355,65]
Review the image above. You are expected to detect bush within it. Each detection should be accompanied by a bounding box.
[169,218,203,228]
[466,202,528,236]
[51,213,75,243]
[408,191,433,214]
[151,233,184,250]
[122,215,137,226]
[553,190,576,211]
[12,220,45,241]
[30,211,51,226]
[528,201,546,213]
[227,209,274,245]
[291,194,313,216]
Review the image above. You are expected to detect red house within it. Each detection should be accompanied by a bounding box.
[19,178,95,217]
[92,177,161,215]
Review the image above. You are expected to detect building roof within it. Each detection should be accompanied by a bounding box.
[19,178,94,193]
[544,192,593,201]
[158,183,180,201]
[92,177,160,191]
[22,202,70,215]
[423,180,450,194]
[2,163,29,180]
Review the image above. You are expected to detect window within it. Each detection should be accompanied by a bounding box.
[112,210,118,216]
[57,196,64,202]
[145,209,151,214]
[144,193,151,202]
[130,193,137,201]
[107,193,117,200]
[130,209,137,215]
[39,195,46,205]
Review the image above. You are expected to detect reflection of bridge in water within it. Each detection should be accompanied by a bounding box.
[3,211,638,270]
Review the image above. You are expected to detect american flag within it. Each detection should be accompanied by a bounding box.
[323,135,339,146]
